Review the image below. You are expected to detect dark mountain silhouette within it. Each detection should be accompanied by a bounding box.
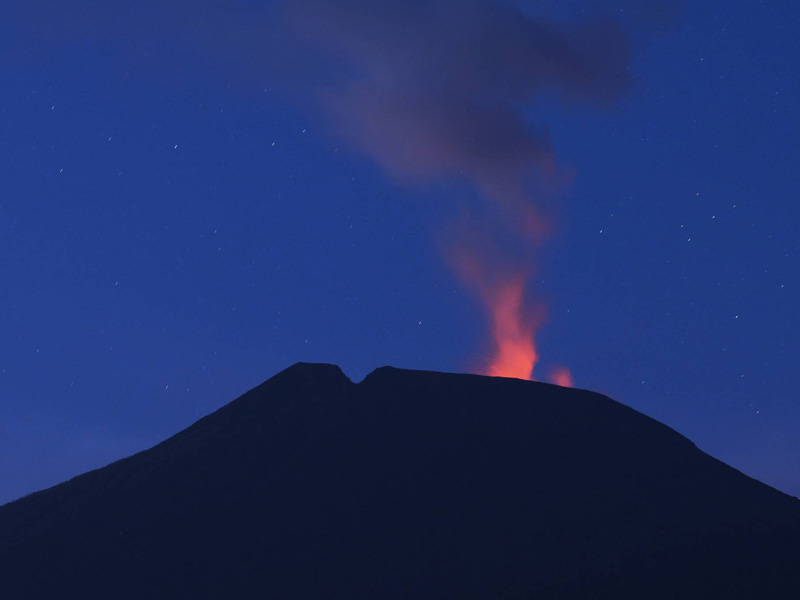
[1,363,799,599]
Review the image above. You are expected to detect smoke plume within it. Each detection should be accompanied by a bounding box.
[14,0,633,383]
[288,0,631,381]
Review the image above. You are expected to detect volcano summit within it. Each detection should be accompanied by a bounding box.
[1,363,798,598]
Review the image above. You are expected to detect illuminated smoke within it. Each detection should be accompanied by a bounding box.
[549,366,575,388]
[485,279,539,380]
[447,237,544,380]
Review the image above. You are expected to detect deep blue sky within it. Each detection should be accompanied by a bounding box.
[2,0,798,505]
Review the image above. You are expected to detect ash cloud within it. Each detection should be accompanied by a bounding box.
[287,0,631,230]
[12,0,632,219]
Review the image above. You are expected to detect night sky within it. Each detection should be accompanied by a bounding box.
[2,0,798,505]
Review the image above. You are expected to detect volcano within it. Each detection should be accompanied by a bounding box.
[1,363,799,598]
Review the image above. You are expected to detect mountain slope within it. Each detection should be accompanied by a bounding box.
[1,363,799,599]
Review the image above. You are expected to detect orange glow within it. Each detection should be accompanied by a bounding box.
[448,245,543,381]
[485,279,538,380]
[549,366,574,388]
